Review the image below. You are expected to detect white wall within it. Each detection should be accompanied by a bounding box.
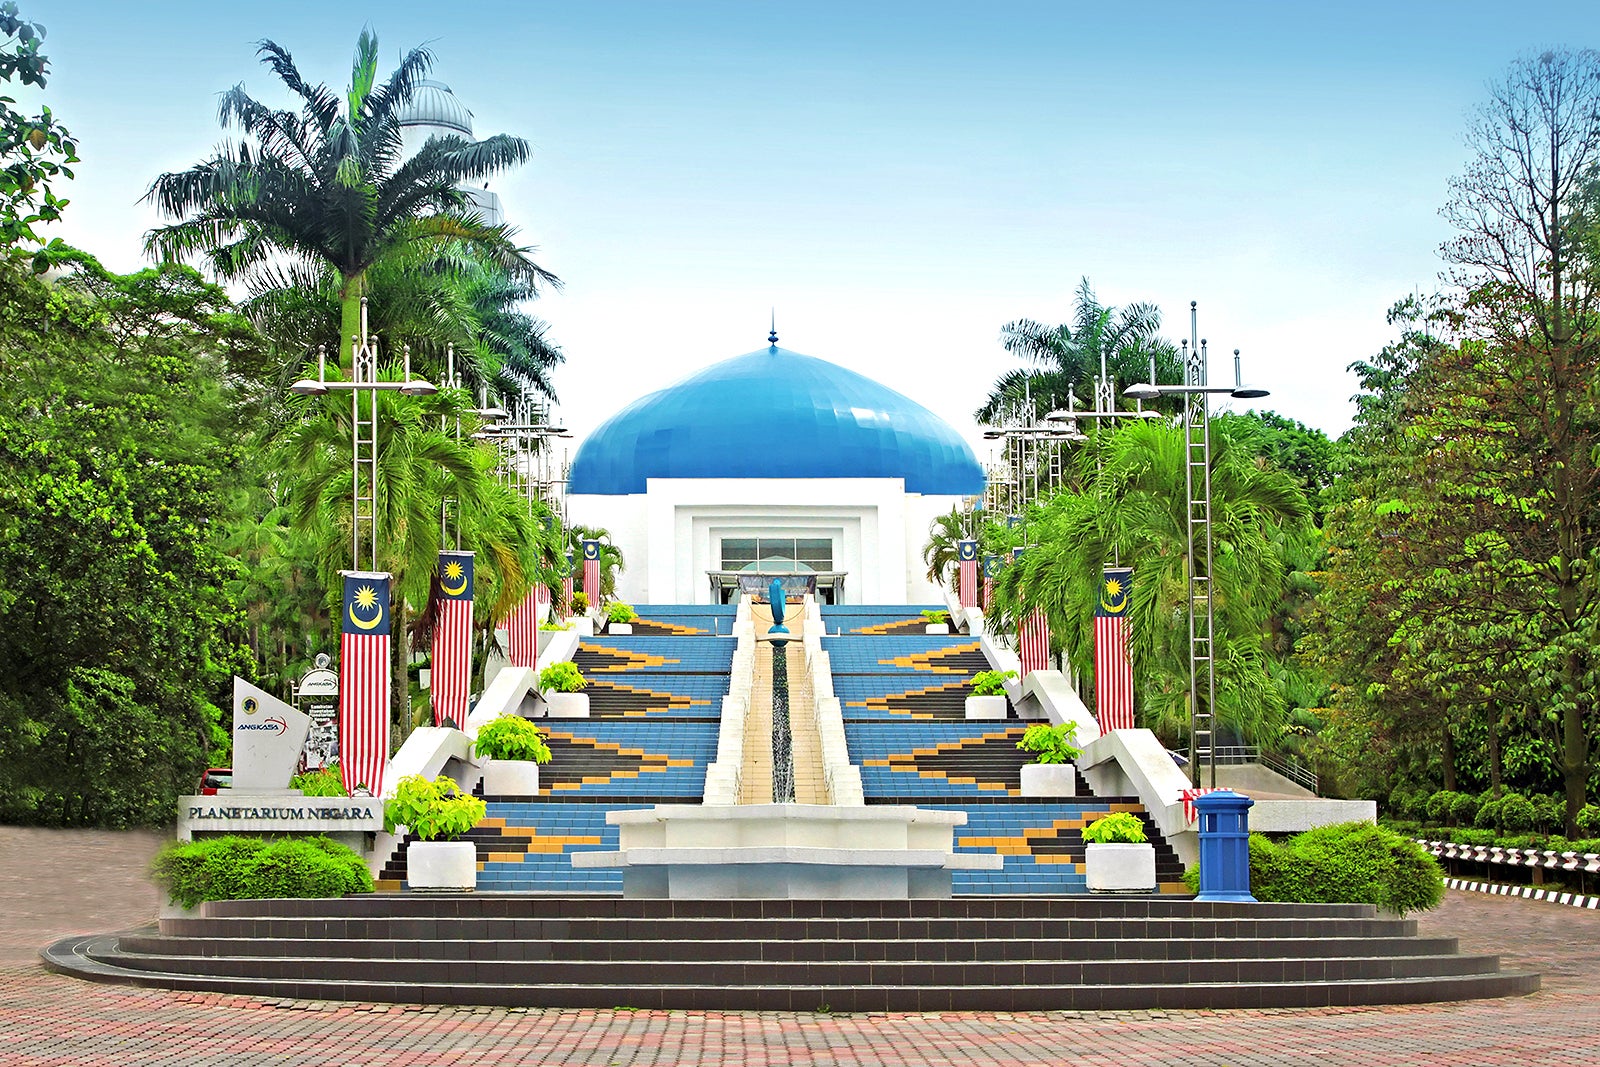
[567,479,968,605]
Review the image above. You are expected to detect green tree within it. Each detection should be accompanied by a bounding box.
[977,277,1181,424]
[0,2,75,249]
[0,252,253,826]
[1437,49,1600,834]
[144,30,556,360]
[989,418,1312,747]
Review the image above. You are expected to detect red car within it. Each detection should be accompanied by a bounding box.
[198,768,232,795]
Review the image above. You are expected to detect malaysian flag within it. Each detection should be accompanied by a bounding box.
[582,539,602,602]
[431,551,474,729]
[339,571,391,797]
[1094,567,1135,732]
[1183,787,1220,823]
[1020,608,1050,675]
[506,586,539,668]
[957,540,978,607]
[982,555,999,612]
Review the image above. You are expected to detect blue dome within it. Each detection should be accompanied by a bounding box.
[568,345,985,496]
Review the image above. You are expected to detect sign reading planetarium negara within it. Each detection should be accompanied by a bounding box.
[176,796,383,840]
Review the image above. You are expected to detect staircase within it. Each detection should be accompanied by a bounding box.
[824,607,1187,894]
[49,894,1539,1010]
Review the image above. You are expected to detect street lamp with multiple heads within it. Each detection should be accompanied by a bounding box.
[289,298,438,572]
[1123,301,1268,789]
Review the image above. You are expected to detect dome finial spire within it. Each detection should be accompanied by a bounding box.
[768,309,778,348]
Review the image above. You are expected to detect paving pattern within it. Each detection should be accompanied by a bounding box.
[6,824,1600,1066]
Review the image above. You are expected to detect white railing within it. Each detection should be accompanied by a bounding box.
[1421,838,1600,875]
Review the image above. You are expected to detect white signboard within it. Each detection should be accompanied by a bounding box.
[232,677,311,791]
[297,667,339,699]
[176,794,383,841]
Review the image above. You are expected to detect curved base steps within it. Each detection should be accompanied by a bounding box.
[44,895,1538,1012]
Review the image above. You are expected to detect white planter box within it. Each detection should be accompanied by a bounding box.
[924,623,950,635]
[609,622,633,635]
[545,691,590,718]
[965,694,1009,720]
[1020,762,1076,796]
[407,840,477,892]
[1085,842,1156,893]
[568,617,594,636]
[481,758,540,796]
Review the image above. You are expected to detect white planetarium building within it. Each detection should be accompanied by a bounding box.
[565,332,985,606]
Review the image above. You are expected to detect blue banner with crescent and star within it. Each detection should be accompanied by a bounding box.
[438,551,474,601]
[1096,568,1133,617]
[983,555,1000,577]
[957,540,978,561]
[342,573,392,636]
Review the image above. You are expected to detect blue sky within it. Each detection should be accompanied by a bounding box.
[31,1,1600,455]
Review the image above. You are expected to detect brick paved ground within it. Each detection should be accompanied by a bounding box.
[4,825,1597,1066]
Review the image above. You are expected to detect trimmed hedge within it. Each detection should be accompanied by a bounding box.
[151,835,374,909]
[1184,822,1444,916]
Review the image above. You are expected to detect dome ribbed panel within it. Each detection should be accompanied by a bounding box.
[568,346,985,496]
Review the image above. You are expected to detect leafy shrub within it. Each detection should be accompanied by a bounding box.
[1497,792,1537,833]
[1474,794,1502,830]
[290,765,346,797]
[920,609,950,625]
[1532,793,1566,833]
[473,715,551,763]
[970,669,1016,697]
[570,592,589,614]
[606,601,636,623]
[1450,791,1482,827]
[1387,786,1429,821]
[1379,817,1422,837]
[1250,822,1443,915]
[1577,804,1600,837]
[1426,790,1461,824]
[1083,811,1147,844]
[151,836,373,909]
[383,775,486,842]
[1016,722,1080,764]
[538,661,586,693]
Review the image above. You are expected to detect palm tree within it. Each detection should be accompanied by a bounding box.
[243,249,564,405]
[144,30,557,358]
[274,371,545,732]
[988,418,1311,746]
[922,506,977,591]
[565,524,626,602]
[977,278,1181,424]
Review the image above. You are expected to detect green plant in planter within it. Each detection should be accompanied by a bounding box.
[1083,811,1148,844]
[383,774,486,842]
[970,669,1016,696]
[570,591,589,614]
[1016,722,1080,763]
[607,601,637,623]
[473,715,552,763]
[921,609,950,625]
[538,661,587,693]
[290,765,347,797]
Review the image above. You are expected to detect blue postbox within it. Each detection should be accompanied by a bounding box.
[1194,789,1257,903]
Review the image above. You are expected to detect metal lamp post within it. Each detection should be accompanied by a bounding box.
[289,298,438,571]
[1122,301,1269,789]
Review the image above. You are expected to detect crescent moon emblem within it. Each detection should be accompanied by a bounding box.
[440,574,468,597]
[349,603,383,631]
[959,544,975,560]
[1100,597,1127,615]
[584,544,600,559]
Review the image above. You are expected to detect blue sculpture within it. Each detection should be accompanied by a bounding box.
[768,578,789,640]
